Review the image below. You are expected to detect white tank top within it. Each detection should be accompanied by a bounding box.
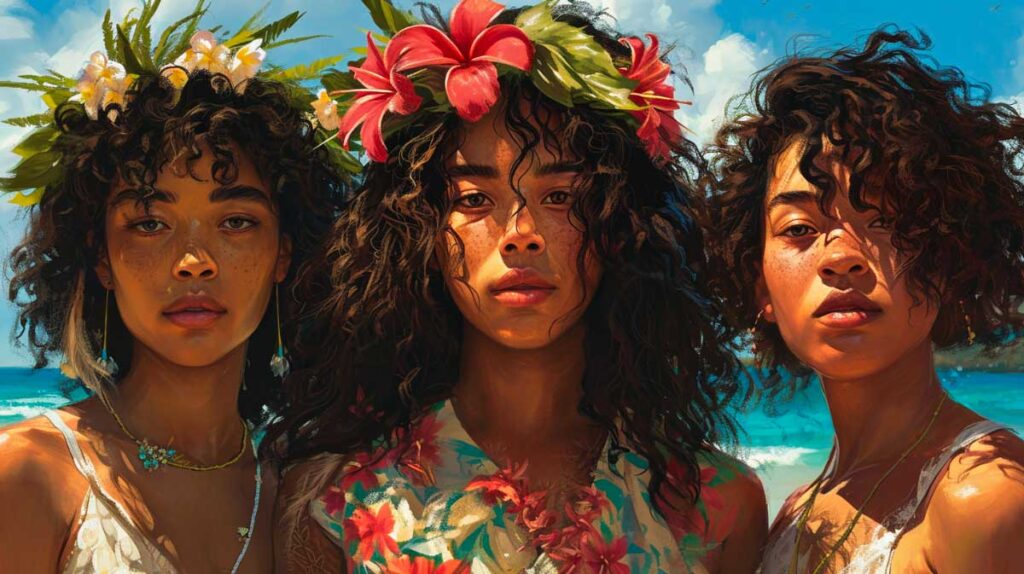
[42,410,178,573]
[760,419,1012,574]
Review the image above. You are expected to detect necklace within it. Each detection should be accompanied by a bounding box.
[788,393,947,574]
[99,394,263,573]
[100,393,249,471]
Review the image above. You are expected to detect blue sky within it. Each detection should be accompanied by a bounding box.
[0,0,1021,366]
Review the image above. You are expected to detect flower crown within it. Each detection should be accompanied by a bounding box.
[0,0,347,206]
[313,0,690,168]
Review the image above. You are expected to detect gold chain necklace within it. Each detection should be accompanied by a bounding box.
[789,393,947,574]
[99,393,250,472]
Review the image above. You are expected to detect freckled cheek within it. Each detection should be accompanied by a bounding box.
[447,219,503,281]
[762,244,818,319]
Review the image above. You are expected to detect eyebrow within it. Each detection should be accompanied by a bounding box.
[109,184,271,209]
[766,190,819,211]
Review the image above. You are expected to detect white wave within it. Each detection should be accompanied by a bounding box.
[0,395,69,420]
[738,446,818,469]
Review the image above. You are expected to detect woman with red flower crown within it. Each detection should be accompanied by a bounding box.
[268,1,768,572]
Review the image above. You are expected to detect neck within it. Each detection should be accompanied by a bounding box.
[453,322,590,442]
[108,342,249,464]
[819,339,947,476]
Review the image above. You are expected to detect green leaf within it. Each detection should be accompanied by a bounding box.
[0,151,62,192]
[0,81,50,92]
[153,1,208,64]
[7,187,44,207]
[117,25,148,74]
[18,74,75,89]
[517,0,639,110]
[360,0,418,36]
[247,11,303,46]
[3,113,52,128]
[12,127,58,159]
[102,9,116,56]
[264,34,328,50]
[268,55,344,82]
[321,70,361,93]
[41,89,74,110]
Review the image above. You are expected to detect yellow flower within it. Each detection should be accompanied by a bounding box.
[74,51,128,120]
[160,65,189,90]
[175,30,230,76]
[228,39,266,90]
[311,88,339,131]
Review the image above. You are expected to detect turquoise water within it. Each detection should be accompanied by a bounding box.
[1,367,1019,519]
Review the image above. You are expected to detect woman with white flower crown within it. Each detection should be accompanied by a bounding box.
[0,2,346,572]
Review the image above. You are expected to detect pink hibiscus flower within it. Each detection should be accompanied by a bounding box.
[336,32,423,162]
[618,34,690,162]
[388,0,533,121]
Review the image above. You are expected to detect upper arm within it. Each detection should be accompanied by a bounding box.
[712,459,769,574]
[0,422,81,573]
[274,457,346,574]
[926,435,1024,573]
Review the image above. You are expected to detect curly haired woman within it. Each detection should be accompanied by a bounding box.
[704,28,1024,574]
[0,7,343,573]
[272,1,767,572]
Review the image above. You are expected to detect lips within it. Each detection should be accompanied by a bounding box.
[490,268,556,307]
[813,291,882,328]
[162,295,226,329]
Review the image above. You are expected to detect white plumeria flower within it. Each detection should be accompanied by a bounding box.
[311,88,340,131]
[176,30,230,76]
[159,64,189,90]
[228,38,266,89]
[75,51,129,120]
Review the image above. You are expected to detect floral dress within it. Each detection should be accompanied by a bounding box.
[310,400,751,573]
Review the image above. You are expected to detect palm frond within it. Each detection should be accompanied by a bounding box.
[3,113,52,128]
[152,1,208,64]
[267,55,344,82]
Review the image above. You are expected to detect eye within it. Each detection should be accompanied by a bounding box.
[129,219,168,234]
[454,192,493,210]
[541,190,572,206]
[868,215,893,230]
[781,224,817,238]
[222,216,258,231]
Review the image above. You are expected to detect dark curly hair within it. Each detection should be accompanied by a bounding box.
[268,4,745,514]
[7,70,346,425]
[703,27,1024,395]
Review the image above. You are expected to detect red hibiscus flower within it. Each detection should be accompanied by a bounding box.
[465,461,529,509]
[384,555,469,574]
[579,533,630,574]
[343,504,400,560]
[618,33,690,162]
[388,0,533,122]
[336,32,423,162]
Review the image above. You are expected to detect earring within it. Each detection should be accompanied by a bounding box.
[750,309,765,359]
[97,288,119,376]
[960,299,976,345]
[269,284,290,379]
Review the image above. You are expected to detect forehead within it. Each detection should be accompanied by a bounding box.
[766,137,859,202]
[446,100,569,173]
[112,143,268,198]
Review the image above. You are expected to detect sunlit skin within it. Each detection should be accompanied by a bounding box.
[761,139,1024,573]
[0,147,289,573]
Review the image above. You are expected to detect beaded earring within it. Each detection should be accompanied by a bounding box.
[269,284,290,379]
[961,299,976,345]
[97,288,119,376]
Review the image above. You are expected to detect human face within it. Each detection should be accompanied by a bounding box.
[97,147,291,368]
[441,108,602,349]
[759,139,938,380]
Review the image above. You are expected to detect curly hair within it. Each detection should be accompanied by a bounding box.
[268,4,745,514]
[703,27,1024,394]
[7,70,346,425]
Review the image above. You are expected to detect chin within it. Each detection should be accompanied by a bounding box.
[802,346,902,381]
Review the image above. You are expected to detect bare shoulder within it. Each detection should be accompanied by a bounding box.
[925,429,1024,572]
[700,449,768,510]
[0,411,89,572]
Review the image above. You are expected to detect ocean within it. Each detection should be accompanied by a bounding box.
[0,367,1019,520]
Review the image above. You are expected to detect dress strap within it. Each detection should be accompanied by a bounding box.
[907,420,1013,513]
[41,410,100,483]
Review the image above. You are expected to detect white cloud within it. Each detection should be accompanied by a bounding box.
[677,33,772,145]
[0,15,32,40]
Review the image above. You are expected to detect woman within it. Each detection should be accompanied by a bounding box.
[273,1,767,572]
[705,28,1024,573]
[0,5,343,572]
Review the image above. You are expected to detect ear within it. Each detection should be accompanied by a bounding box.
[275,234,293,284]
[755,274,776,323]
[90,230,113,289]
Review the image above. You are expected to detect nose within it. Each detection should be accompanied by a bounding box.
[500,206,545,256]
[173,246,218,280]
[817,232,868,281]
